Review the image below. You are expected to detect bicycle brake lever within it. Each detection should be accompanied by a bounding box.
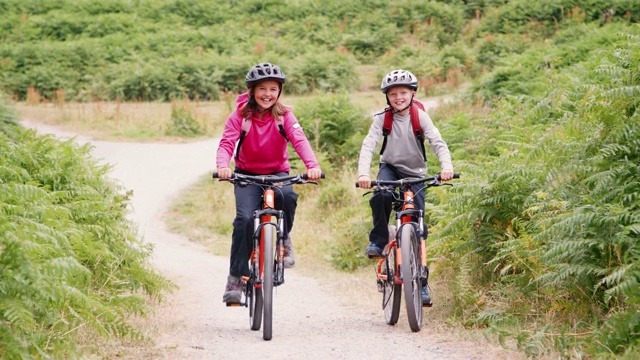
[363,190,374,197]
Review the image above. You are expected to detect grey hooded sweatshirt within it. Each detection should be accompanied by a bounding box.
[358,109,453,178]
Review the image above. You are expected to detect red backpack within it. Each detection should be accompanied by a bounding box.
[379,99,426,159]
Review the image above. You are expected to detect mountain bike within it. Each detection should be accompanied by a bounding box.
[212,172,323,341]
[357,174,459,332]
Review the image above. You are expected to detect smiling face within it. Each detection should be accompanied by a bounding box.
[252,80,281,111]
[386,85,415,114]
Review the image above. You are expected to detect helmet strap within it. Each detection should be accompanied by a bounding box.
[256,106,273,114]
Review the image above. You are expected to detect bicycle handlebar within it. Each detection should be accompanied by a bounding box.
[212,172,325,184]
[355,173,460,188]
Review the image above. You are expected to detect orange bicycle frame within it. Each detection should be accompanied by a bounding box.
[254,188,276,288]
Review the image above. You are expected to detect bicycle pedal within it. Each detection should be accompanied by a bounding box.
[368,254,384,259]
[225,302,244,307]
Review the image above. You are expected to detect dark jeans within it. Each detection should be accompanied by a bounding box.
[229,171,298,277]
[369,163,426,248]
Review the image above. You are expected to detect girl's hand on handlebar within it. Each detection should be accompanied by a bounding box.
[440,169,454,181]
[307,167,323,180]
[358,175,372,189]
[217,167,233,179]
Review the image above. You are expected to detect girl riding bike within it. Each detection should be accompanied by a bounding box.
[216,62,322,303]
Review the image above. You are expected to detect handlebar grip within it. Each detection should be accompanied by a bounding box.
[355,181,378,188]
[301,173,326,180]
[212,172,235,179]
[436,173,461,181]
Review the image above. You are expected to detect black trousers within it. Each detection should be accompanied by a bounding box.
[369,163,426,248]
[228,172,298,277]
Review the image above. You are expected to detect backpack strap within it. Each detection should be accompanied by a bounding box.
[235,116,252,160]
[379,107,394,155]
[379,102,426,160]
[275,116,288,141]
[409,104,426,160]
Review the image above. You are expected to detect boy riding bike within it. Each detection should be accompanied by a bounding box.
[357,69,454,307]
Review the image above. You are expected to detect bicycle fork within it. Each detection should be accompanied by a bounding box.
[396,190,427,281]
[253,188,285,287]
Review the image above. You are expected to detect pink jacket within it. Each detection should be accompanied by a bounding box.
[216,93,319,174]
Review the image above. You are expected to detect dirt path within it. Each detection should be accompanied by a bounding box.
[20,112,526,360]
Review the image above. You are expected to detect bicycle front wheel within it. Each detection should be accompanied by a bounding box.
[400,224,423,332]
[262,225,275,341]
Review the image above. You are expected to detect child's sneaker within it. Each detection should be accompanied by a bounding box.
[283,234,295,268]
[222,275,243,303]
[421,286,433,307]
[364,243,384,258]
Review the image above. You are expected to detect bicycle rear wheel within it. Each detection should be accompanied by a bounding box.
[262,225,275,341]
[383,243,401,325]
[400,224,423,332]
[383,226,401,325]
[249,277,263,331]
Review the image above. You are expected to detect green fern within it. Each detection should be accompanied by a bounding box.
[1,97,172,359]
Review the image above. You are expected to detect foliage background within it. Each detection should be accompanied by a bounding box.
[1,0,639,358]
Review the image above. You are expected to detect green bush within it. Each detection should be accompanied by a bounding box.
[295,92,369,168]
[328,217,371,271]
[0,95,171,358]
[389,0,466,46]
[431,25,640,357]
[3,0,634,101]
[166,100,204,137]
[0,93,18,129]
[285,53,360,94]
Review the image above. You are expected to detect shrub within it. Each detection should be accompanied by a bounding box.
[295,92,369,168]
[0,94,171,358]
[166,99,204,137]
[285,53,360,94]
[432,25,640,357]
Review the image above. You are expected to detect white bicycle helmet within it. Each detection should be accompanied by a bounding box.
[380,69,418,93]
[245,63,286,87]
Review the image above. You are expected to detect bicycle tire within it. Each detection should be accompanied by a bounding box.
[249,278,263,331]
[383,245,402,325]
[400,224,423,332]
[262,225,274,341]
[383,226,401,325]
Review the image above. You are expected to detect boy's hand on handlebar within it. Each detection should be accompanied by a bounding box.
[307,168,323,180]
[440,169,454,181]
[217,167,233,179]
[358,175,372,189]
